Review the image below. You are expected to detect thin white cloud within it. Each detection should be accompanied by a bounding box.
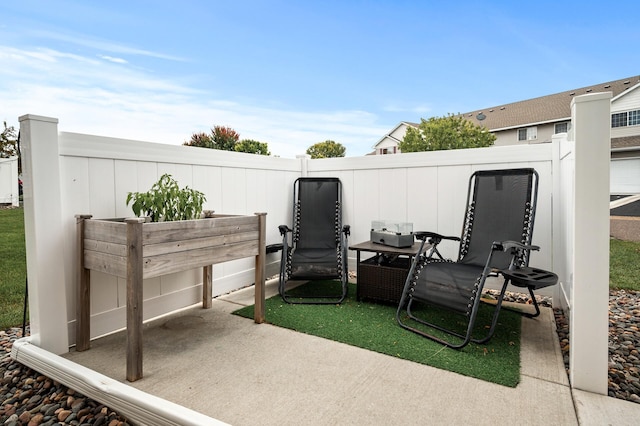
[0,44,386,157]
[99,55,128,64]
[28,28,186,62]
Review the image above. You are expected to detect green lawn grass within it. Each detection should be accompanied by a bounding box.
[610,238,640,291]
[0,207,28,329]
[0,206,639,329]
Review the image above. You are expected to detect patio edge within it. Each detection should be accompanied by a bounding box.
[10,338,227,426]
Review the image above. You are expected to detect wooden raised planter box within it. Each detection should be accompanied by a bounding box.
[75,213,266,381]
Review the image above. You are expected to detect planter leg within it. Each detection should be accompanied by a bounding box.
[75,214,92,352]
[203,265,212,308]
[254,213,267,323]
[125,218,145,382]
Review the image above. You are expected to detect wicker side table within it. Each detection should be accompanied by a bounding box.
[349,241,425,304]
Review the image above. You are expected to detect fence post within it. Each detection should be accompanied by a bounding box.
[18,114,69,354]
[297,154,310,177]
[570,92,611,394]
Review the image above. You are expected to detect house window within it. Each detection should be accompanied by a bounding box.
[612,110,640,128]
[554,122,571,134]
[612,112,628,128]
[379,146,398,155]
[517,126,537,141]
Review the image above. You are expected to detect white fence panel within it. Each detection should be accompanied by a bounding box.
[554,135,575,311]
[309,145,555,272]
[56,131,299,341]
[20,116,557,350]
[0,156,19,206]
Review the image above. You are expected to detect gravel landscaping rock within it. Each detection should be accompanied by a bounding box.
[1,327,130,425]
[554,289,640,404]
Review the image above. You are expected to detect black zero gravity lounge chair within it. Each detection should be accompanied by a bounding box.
[396,168,557,349]
[278,177,350,304]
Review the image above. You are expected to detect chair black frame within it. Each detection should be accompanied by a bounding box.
[278,177,350,304]
[396,168,556,349]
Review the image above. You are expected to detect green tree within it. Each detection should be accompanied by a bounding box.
[1,121,18,158]
[399,114,496,153]
[235,139,270,155]
[211,126,240,151]
[306,140,346,159]
[1,121,21,174]
[184,131,214,149]
[184,125,269,155]
[184,125,239,151]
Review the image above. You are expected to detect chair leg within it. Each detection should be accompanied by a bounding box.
[280,286,347,304]
[519,287,541,318]
[471,278,510,344]
[397,278,512,349]
[280,273,348,305]
[400,299,473,349]
[495,281,541,318]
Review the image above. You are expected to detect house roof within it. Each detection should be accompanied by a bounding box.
[459,75,640,131]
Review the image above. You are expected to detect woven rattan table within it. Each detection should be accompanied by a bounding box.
[349,240,425,304]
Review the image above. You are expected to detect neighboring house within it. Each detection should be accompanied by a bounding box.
[372,121,417,155]
[373,75,640,192]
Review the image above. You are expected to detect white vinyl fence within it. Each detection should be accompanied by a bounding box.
[17,92,611,395]
[0,156,19,206]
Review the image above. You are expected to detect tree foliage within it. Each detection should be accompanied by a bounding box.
[1,121,21,174]
[211,126,240,151]
[184,125,270,155]
[235,139,270,155]
[1,121,18,158]
[399,114,496,153]
[306,140,346,159]
[185,131,215,149]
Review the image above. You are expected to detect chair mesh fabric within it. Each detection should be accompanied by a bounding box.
[288,178,342,279]
[409,169,535,315]
[459,170,533,269]
[411,259,484,315]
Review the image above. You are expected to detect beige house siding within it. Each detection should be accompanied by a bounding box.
[612,125,640,139]
[374,76,640,157]
[611,83,640,140]
[493,122,564,146]
[612,83,640,112]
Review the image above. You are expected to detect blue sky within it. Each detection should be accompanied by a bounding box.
[1,1,639,157]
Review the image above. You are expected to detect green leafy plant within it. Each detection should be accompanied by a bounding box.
[400,114,496,153]
[126,174,206,222]
[306,140,346,158]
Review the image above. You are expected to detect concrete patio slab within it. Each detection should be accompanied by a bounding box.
[573,389,640,426]
[58,280,631,425]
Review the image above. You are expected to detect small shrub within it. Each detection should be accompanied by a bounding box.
[126,174,206,222]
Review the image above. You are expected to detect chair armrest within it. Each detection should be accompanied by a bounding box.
[493,240,540,252]
[278,225,292,236]
[415,231,460,244]
[415,232,460,261]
